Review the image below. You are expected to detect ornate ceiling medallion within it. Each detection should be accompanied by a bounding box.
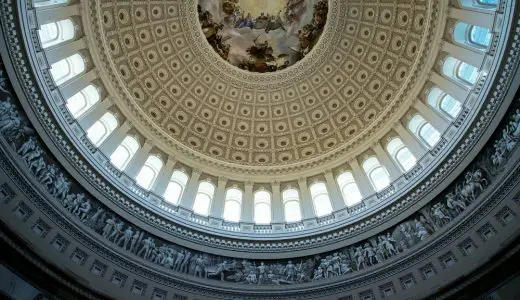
[198,0,329,73]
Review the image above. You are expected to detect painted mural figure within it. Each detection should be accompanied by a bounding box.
[197,0,328,73]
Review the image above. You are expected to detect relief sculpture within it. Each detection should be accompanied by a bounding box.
[0,62,516,285]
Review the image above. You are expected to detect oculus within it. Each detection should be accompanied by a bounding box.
[198,0,328,73]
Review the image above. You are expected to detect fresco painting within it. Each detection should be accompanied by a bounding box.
[198,0,329,73]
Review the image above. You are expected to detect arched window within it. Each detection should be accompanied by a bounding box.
[109,136,139,171]
[254,191,271,224]
[427,87,462,119]
[476,0,498,6]
[38,19,75,48]
[86,112,117,147]
[336,172,363,206]
[408,114,441,148]
[193,181,215,216]
[33,0,70,8]
[442,57,479,86]
[386,138,417,172]
[135,155,163,190]
[453,22,491,49]
[459,0,498,9]
[309,182,333,217]
[50,53,85,86]
[223,188,242,222]
[282,188,302,222]
[66,85,100,118]
[470,25,492,47]
[362,157,391,192]
[163,171,189,205]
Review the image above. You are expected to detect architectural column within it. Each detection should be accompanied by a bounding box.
[414,100,450,133]
[373,143,402,180]
[151,157,177,199]
[442,42,484,68]
[124,140,152,179]
[178,170,201,210]
[297,178,315,219]
[45,38,86,65]
[349,159,375,197]
[448,7,494,28]
[324,171,346,211]
[77,98,112,129]
[429,74,469,105]
[59,70,97,100]
[241,183,254,223]
[209,177,228,218]
[98,120,131,156]
[271,182,284,223]
[394,122,427,158]
[36,4,80,24]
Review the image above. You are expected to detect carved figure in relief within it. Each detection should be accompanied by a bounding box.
[154,245,168,265]
[194,255,206,278]
[419,214,436,232]
[70,193,84,215]
[0,110,21,135]
[331,253,341,276]
[313,266,323,280]
[503,128,516,151]
[39,164,58,186]
[431,203,451,227]
[325,256,335,278]
[17,137,36,156]
[174,249,185,271]
[295,261,308,282]
[137,237,155,259]
[212,260,229,281]
[29,157,46,176]
[163,251,174,269]
[511,109,520,136]
[102,216,116,238]
[414,220,430,240]
[117,226,133,249]
[457,169,488,203]
[492,135,509,165]
[0,71,10,94]
[246,270,257,284]
[89,207,104,225]
[341,261,353,274]
[129,231,141,253]
[399,223,413,245]
[108,221,124,242]
[51,173,70,200]
[376,236,388,261]
[363,243,378,266]
[285,260,296,281]
[63,193,75,211]
[354,246,365,270]
[76,199,92,220]
[257,262,266,284]
[22,146,42,163]
[446,192,466,214]
[180,250,192,273]
[383,233,398,256]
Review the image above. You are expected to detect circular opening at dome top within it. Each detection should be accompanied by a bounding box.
[197,0,329,73]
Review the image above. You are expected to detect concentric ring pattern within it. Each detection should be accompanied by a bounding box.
[93,0,432,174]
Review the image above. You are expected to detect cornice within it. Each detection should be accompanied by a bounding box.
[0,0,518,255]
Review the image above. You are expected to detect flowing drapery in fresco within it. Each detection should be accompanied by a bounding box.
[198,0,328,73]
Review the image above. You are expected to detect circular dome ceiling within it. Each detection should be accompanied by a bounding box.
[94,0,433,176]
